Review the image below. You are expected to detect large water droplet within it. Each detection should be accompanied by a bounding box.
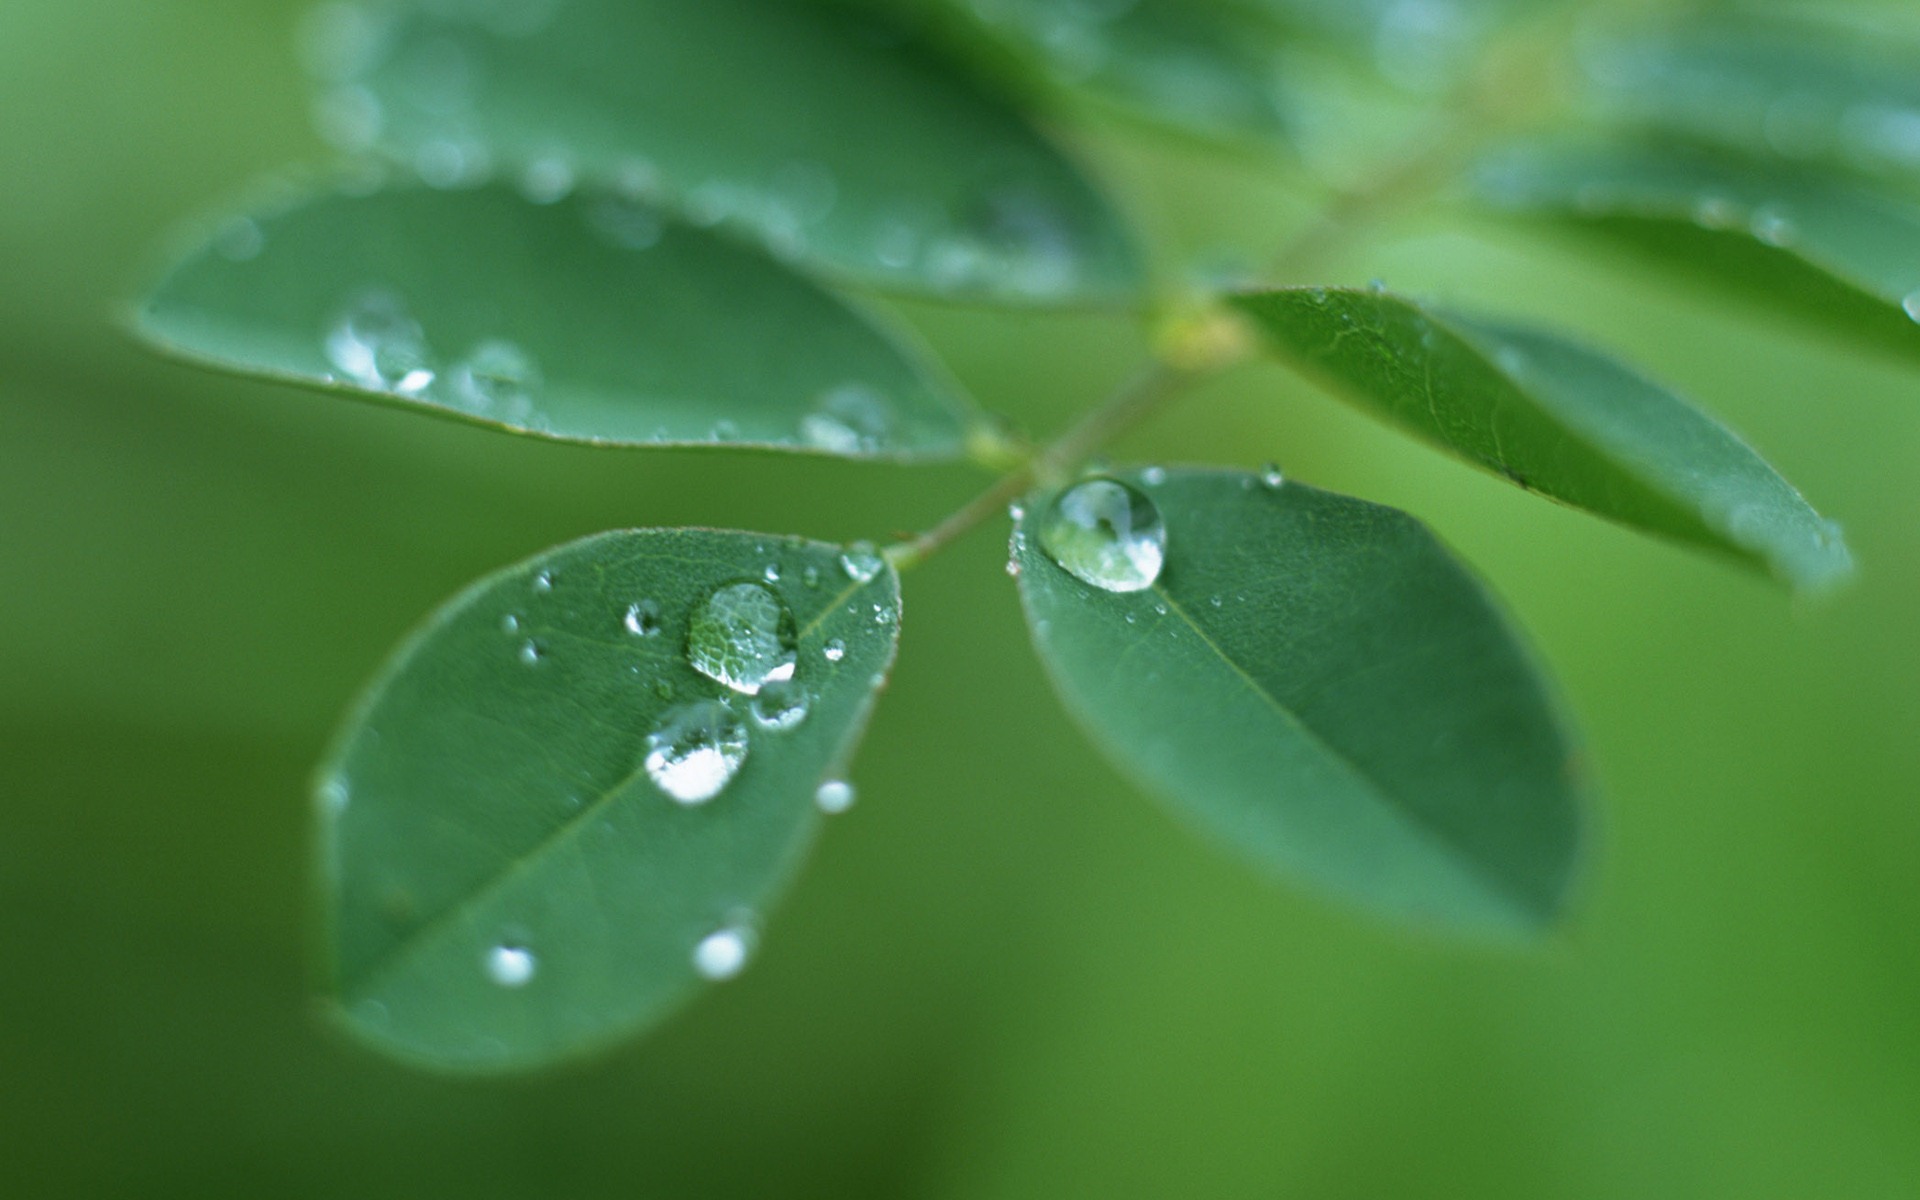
[644,700,749,804]
[686,582,797,695]
[692,922,756,981]
[749,679,810,731]
[814,780,855,814]
[325,289,436,395]
[800,384,894,454]
[486,943,536,987]
[822,639,846,663]
[1037,479,1166,592]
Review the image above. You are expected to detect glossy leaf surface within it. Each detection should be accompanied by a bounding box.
[135,185,977,456]
[319,529,901,1071]
[1017,468,1586,934]
[310,0,1143,305]
[1231,286,1852,591]
[1473,142,1920,363]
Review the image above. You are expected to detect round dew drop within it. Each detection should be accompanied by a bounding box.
[822,639,847,663]
[692,924,755,981]
[643,700,749,805]
[1037,479,1167,593]
[749,679,810,731]
[623,600,661,637]
[486,944,536,988]
[814,780,855,814]
[686,582,797,696]
[839,543,884,584]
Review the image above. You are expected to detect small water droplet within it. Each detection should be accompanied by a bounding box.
[450,339,541,421]
[822,639,847,663]
[801,384,894,454]
[318,776,350,814]
[532,570,554,593]
[500,613,520,634]
[750,679,810,731]
[1008,501,1027,521]
[692,923,756,981]
[486,944,536,987]
[840,543,884,583]
[1259,462,1285,489]
[762,563,782,584]
[518,154,576,205]
[1139,466,1166,487]
[801,565,821,589]
[518,639,543,665]
[623,600,661,637]
[1208,594,1224,608]
[644,700,749,804]
[1037,479,1167,593]
[814,779,855,814]
[686,582,797,696]
[1903,290,1920,324]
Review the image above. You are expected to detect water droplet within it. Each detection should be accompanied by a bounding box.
[644,700,749,804]
[750,679,810,731]
[1037,479,1167,593]
[814,780,855,814]
[318,776,350,814]
[518,154,575,205]
[840,543,884,583]
[325,289,436,395]
[1008,501,1027,521]
[822,639,847,663]
[486,944,536,987]
[686,582,797,696]
[762,563,781,584]
[1903,290,1920,324]
[623,600,661,637]
[450,339,540,421]
[501,613,520,634]
[801,565,821,589]
[801,384,894,454]
[532,570,553,593]
[518,639,543,665]
[692,923,756,981]
[1208,594,1224,608]
[1139,466,1166,486]
[1259,462,1285,489]
[1751,204,1797,247]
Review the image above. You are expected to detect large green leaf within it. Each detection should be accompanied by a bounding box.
[1229,286,1852,592]
[1015,468,1586,934]
[318,528,901,1071]
[953,0,1290,147]
[1473,141,1920,363]
[133,184,978,456]
[306,0,1143,305]
[1579,17,1920,189]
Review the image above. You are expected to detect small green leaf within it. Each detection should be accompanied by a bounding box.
[134,185,977,456]
[318,529,900,1072]
[1473,141,1920,363]
[313,0,1143,305]
[1229,286,1852,592]
[1580,18,1920,189]
[958,0,1291,147]
[1017,468,1586,935]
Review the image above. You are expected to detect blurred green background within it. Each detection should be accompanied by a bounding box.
[4,1,1917,1195]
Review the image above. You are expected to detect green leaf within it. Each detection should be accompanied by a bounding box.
[318,528,900,1072]
[1016,468,1586,934]
[955,0,1291,147]
[1228,286,1852,592]
[311,0,1143,306]
[1223,0,1514,89]
[1472,141,1920,364]
[133,184,977,456]
[1579,17,1920,189]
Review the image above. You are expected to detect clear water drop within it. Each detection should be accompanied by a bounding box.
[763,563,781,584]
[644,700,749,804]
[1904,290,1920,324]
[450,339,541,421]
[749,678,810,731]
[1140,466,1166,486]
[800,384,894,454]
[822,639,847,663]
[501,613,520,634]
[518,154,575,205]
[801,565,821,589]
[1259,462,1285,489]
[1037,479,1167,593]
[814,780,855,814]
[318,776,350,814]
[623,600,661,637]
[840,543,884,583]
[324,289,436,395]
[486,944,536,987]
[692,923,756,981]
[518,640,543,665]
[532,570,554,593]
[686,582,797,696]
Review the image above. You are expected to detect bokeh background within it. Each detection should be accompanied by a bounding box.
[4,1,1917,1195]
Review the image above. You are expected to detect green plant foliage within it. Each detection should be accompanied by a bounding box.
[312,0,1143,304]
[1015,468,1586,934]
[1230,286,1852,591]
[1580,17,1920,188]
[1473,141,1920,361]
[953,0,1291,146]
[317,529,901,1071]
[133,184,979,455]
